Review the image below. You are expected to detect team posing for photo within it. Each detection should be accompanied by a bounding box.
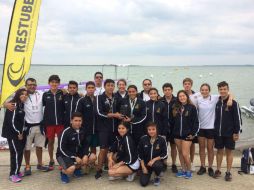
[1,72,242,186]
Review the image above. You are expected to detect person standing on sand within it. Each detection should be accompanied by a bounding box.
[1,89,28,183]
[213,81,241,181]
[42,75,65,170]
[75,81,98,170]
[94,79,122,179]
[183,78,200,172]
[160,83,178,173]
[171,90,199,179]
[196,83,233,177]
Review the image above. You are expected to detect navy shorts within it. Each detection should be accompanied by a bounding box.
[57,156,75,170]
[98,131,116,149]
[174,136,193,142]
[198,129,215,139]
[215,136,235,150]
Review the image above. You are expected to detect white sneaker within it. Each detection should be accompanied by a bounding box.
[126,172,136,182]
[191,163,196,172]
[108,176,123,181]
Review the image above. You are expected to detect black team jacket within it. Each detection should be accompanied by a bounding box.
[145,100,168,136]
[214,97,242,137]
[2,103,25,139]
[119,97,147,134]
[109,134,138,165]
[42,90,65,126]
[56,127,89,158]
[75,95,97,135]
[63,93,81,128]
[138,135,168,165]
[171,103,200,138]
[159,95,177,135]
[95,92,120,133]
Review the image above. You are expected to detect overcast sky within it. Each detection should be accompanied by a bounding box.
[0,0,254,66]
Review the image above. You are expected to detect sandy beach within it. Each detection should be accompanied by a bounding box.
[1,144,254,190]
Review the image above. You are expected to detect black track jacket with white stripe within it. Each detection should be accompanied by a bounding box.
[42,90,65,126]
[75,95,96,135]
[109,134,138,165]
[214,97,242,137]
[119,97,147,134]
[56,127,89,158]
[2,103,25,139]
[138,135,168,165]
[63,93,81,128]
[95,92,121,133]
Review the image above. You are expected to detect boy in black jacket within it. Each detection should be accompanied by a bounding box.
[56,112,96,184]
[160,83,178,173]
[75,81,98,155]
[42,75,65,170]
[63,81,81,128]
[95,79,122,179]
[214,81,241,181]
[138,122,168,187]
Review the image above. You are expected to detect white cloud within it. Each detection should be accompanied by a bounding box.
[0,0,254,65]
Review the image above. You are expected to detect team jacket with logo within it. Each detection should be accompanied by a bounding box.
[145,100,168,136]
[119,97,147,134]
[214,97,242,137]
[159,96,177,134]
[114,91,128,100]
[2,103,25,139]
[138,135,168,165]
[109,134,138,165]
[42,90,65,126]
[96,92,120,133]
[171,103,200,137]
[56,127,89,158]
[63,93,81,128]
[75,95,96,135]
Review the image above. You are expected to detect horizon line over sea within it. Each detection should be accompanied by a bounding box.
[0,64,254,67]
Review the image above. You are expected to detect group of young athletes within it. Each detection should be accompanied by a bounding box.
[1,71,242,186]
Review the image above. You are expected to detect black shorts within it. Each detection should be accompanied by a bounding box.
[57,156,75,170]
[174,136,193,142]
[198,129,215,139]
[167,130,175,144]
[215,136,235,150]
[98,131,116,149]
[192,136,198,143]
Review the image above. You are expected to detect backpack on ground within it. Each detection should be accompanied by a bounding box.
[239,148,254,174]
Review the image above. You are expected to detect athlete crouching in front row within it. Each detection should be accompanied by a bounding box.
[138,122,168,187]
[108,122,140,182]
[56,112,96,183]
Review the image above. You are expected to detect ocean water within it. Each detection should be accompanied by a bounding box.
[0,65,253,141]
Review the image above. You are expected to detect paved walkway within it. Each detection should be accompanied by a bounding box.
[0,148,254,190]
